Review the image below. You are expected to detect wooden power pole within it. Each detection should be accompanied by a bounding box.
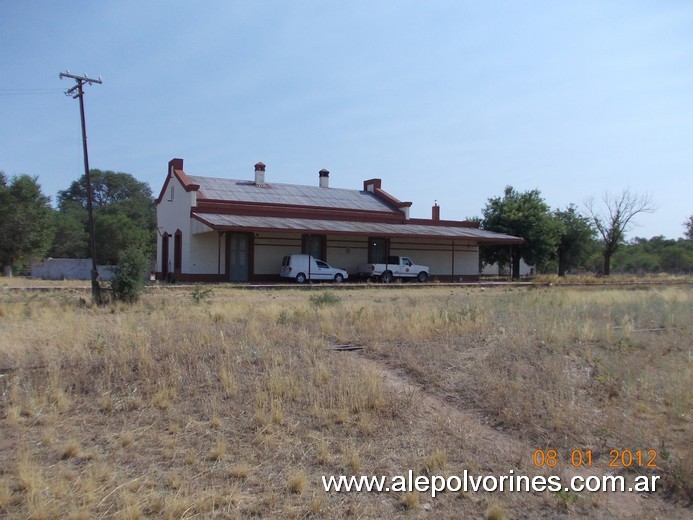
[59,71,103,304]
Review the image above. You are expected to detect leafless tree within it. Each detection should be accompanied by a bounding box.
[685,215,693,240]
[585,190,655,275]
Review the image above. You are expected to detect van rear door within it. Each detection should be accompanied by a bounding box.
[280,256,291,278]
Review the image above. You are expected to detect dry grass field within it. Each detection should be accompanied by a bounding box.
[0,282,690,519]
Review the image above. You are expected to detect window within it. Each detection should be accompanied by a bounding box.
[368,237,389,263]
[168,185,174,202]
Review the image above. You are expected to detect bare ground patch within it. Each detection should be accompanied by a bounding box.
[349,350,689,519]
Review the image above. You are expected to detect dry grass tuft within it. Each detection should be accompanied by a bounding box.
[17,452,42,492]
[40,428,53,446]
[341,444,362,472]
[485,502,507,520]
[209,438,226,461]
[6,406,21,425]
[218,366,237,398]
[0,477,12,508]
[401,491,420,510]
[315,439,330,465]
[230,463,250,479]
[48,386,70,412]
[310,493,326,514]
[422,448,447,475]
[120,431,134,447]
[99,393,113,413]
[166,473,181,490]
[209,413,223,430]
[61,439,81,459]
[287,471,307,494]
[151,385,176,410]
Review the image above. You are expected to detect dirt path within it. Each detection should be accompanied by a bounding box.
[348,351,682,519]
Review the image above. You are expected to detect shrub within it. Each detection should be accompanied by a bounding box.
[109,247,149,303]
[309,292,340,308]
[191,287,213,304]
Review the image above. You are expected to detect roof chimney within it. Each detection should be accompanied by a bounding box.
[319,169,329,188]
[363,178,381,193]
[432,201,440,221]
[254,162,266,186]
[169,158,184,176]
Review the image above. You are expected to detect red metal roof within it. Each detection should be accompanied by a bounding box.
[192,213,523,244]
[190,175,400,213]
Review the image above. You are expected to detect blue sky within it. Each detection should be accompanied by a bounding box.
[1,0,692,239]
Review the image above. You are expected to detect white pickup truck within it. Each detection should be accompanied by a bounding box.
[357,256,430,283]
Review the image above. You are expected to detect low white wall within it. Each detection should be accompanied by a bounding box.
[481,258,533,276]
[31,259,116,281]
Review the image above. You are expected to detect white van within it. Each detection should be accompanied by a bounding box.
[280,254,349,283]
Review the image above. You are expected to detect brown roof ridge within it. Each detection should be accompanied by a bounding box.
[173,168,200,192]
[188,174,380,194]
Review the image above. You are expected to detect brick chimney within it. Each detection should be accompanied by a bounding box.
[363,178,382,193]
[319,169,329,188]
[432,201,440,221]
[254,162,266,186]
[169,158,183,176]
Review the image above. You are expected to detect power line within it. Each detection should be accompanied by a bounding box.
[0,88,65,96]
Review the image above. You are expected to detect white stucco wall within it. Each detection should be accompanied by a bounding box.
[248,233,482,278]
[189,231,223,274]
[251,233,478,277]
[254,232,301,275]
[156,174,196,273]
[252,233,368,275]
[325,235,367,273]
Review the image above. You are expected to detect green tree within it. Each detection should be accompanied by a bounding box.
[53,169,156,264]
[94,212,152,264]
[0,173,55,276]
[586,190,655,275]
[685,215,693,240]
[50,200,89,258]
[553,205,597,276]
[481,186,562,279]
[58,169,153,209]
[659,241,693,273]
[612,236,693,274]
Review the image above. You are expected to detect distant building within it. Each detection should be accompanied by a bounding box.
[155,158,522,282]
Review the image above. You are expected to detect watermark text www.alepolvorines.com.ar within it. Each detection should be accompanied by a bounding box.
[321,470,661,498]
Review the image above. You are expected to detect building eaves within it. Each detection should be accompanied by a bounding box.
[192,213,523,244]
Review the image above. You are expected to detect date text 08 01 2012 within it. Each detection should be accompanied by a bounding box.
[532,449,657,468]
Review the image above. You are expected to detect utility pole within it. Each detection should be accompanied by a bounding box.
[59,71,103,304]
